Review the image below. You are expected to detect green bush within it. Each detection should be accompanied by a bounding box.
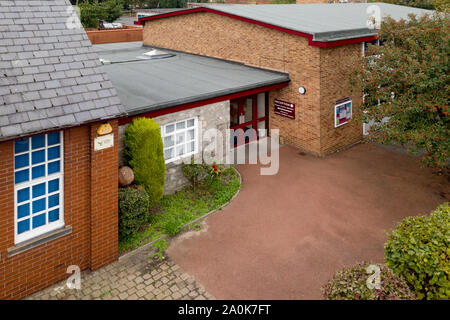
[385,203,449,299]
[125,118,166,207]
[322,262,416,300]
[118,186,150,239]
[78,0,123,29]
[181,157,209,189]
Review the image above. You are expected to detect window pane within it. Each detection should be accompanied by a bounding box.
[47,146,60,161]
[18,219,30,234]
[257,93,266,118]
[176,121,185,130]
[17,188,29,203]
[187,119,195,128]
[15,169,29,184]
[176,132,184,145]
[32,165,45,179]
[165,124,174,134]
[163,135,174,148]
[48,194,59,208]
[32,213,46,229]
[17,203,30,219]
[32,183,46,198]
[48,179,59,193]
[187,129,195,141]
[32,150,45,165]
[14,138,29,154]
[176,145,185,156]
[258,121,267,137]
[32,198,46,214]
[15,154,29,169]
[164,148,174,160]
[244,98,253,123]
[187,141,195,153]
[49,209,59,222]
[31,135,45,149]
[48,161,60,174]
[47,132,60,146]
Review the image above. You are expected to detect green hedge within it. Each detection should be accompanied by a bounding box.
[124,117,166,207]
[322,262,416,300]
[118,186,150,239]
[385,203,449,299]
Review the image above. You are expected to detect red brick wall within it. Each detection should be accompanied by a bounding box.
[142,11,363,155]
[90,121,119,270]
[0,121,119,299]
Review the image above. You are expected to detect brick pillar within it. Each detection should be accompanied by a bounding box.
[89,120,119,270]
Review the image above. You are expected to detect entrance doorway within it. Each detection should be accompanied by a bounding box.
[230,92,268,147]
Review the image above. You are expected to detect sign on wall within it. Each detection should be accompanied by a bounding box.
[274,99,295,119]
[94,133,114,151]
[334,97,352,128]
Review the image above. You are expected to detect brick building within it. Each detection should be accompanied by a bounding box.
[0,0,126,299]
[135,3,430,155]
[0,1,432,299]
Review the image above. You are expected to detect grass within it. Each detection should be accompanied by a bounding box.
[118,167,241,254]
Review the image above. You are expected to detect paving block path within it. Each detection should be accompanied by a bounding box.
[26,244,215,300]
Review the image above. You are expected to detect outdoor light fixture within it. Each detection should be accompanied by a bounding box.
[298,86,306,95]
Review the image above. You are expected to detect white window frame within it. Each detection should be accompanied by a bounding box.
[334,100,353,128]
[161,117,198,164]
[13,131,65,244]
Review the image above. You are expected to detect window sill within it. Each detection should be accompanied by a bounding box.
[7,225,72,258]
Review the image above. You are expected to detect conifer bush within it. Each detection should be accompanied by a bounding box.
[124,118,166,207]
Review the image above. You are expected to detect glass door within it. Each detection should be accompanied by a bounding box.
[230,92,268,147]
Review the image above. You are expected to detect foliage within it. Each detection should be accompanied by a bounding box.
[118,186,150,239]
[372,0,436,10]
[77,0,124,28]
[181,158,209,189]
[124,118,166,207]
[119,167,241,253]
[270,0,296,3]
[322,262,417,300]
[162,215,184,236]
[350,13,450,168]
[152,239,169,261]
[384,203,450,299]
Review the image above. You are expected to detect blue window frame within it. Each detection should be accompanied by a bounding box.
[14,132,64,244]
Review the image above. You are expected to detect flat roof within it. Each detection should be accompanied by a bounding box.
[94,42,290,116]
[137,3,432,44]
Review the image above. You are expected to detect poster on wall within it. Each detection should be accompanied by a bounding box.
[334,97,352,128]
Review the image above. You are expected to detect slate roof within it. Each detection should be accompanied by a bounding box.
[141,3,433,42]
[94,42,290,116]
[0,0,126,140]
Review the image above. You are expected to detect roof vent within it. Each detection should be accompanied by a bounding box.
[137,49,175,60]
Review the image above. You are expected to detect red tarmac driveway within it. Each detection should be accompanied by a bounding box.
[167,143,447,299]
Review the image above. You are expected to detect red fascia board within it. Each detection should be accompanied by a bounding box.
[135,7,377,48]
[118,81,289,125]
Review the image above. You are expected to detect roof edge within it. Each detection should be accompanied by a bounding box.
[135,7,377,48]
[119,80,290,125]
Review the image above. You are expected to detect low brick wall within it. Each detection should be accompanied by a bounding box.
[86,25,143,45]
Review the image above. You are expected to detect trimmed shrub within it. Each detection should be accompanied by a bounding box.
[384,203,449,299]
[124,118,166,207]
[118,186,150,239]
[181,157,209,189]
[322,262,416,300]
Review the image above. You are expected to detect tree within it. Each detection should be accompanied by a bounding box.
[373,0,436,10]
[350,13,449,168]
